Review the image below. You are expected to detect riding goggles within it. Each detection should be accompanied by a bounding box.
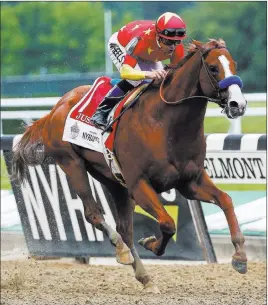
[160,28,186,38]
[160,37,182,46]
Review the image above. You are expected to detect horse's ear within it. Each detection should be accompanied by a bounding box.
[191,39,203,50]
[218,38,226,47]
[187,39,203,52]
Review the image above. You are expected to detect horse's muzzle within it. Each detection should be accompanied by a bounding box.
[226,101,246,119]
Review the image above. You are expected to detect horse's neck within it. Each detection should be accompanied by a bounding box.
[164,95,208,139]
[164,51,202,102]
[148,52,208,137]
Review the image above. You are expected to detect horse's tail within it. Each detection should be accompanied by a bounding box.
[11,115,49,183]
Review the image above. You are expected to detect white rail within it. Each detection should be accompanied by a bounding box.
[1,93,266,135]
[1,110,50,119]
[1,107,266,120]
[1,97,59,107]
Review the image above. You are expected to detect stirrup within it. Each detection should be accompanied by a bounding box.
[91,120,106,130]
[91,119,113,132]
[95,124,113,133]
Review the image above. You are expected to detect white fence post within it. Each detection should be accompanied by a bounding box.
[228,117,242,134]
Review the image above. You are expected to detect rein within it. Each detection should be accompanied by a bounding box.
[159,47,226,106]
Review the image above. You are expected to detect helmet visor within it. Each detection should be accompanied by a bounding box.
[160,28,186,38]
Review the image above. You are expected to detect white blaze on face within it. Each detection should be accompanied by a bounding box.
[218,55,247,109]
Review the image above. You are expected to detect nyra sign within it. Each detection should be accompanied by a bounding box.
[5,153,204,260]
[20,164,116,242]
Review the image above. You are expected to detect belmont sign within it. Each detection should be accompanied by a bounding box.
[205,152,266,184]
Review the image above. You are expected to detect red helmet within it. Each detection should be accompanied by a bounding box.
[156,12,186,41]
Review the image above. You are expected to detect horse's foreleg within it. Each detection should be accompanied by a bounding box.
[130,179,176,256]
[178,170,247,274]
[54,153,133,265]
[106,183,159,293]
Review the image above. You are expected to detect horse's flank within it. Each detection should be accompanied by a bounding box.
[11,85,91,183]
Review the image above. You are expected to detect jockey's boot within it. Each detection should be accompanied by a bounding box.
[91,80,133,130]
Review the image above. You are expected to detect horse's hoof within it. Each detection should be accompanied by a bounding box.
[116,240,134,265]
[232,258,247,274]
[138,235,157,249]
[143,281,160,294]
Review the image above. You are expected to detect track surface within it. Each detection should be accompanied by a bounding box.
[1,260,266,305]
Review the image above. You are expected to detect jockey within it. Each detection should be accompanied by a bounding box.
[91,12,187,129]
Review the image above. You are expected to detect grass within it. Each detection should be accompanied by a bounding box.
[1,156,11,190]
[205,101,266,134]
[204,115,266,134]
[216,184,266,191]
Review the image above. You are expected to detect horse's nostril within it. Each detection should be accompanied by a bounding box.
[229,101,239,108]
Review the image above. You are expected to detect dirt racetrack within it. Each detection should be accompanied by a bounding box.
[0,259,266,305]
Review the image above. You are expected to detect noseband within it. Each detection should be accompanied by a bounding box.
[160,46,243,106]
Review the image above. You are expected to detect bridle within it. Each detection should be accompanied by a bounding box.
[159,46,242,107]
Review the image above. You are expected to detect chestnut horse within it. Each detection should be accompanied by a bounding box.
[12,39,247,293]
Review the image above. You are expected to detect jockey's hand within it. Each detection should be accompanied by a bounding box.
[145,69,167,82]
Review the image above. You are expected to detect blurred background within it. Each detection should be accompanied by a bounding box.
[1,1,266,90]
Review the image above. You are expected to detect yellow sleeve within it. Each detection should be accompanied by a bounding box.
[120,64,146,81]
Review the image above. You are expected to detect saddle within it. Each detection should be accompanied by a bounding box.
[103,82,150,134]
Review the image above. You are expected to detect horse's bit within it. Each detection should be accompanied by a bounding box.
[159,46,243,107]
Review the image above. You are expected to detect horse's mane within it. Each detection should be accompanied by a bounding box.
[187,38,226,52]
[163,38,226,84]
[179,38,226,68]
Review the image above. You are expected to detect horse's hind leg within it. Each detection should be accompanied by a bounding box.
[177,170,247,274]
[53,152,133,265]
[105,182,160,293]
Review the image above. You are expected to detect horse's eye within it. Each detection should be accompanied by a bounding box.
[209,65,219,74]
